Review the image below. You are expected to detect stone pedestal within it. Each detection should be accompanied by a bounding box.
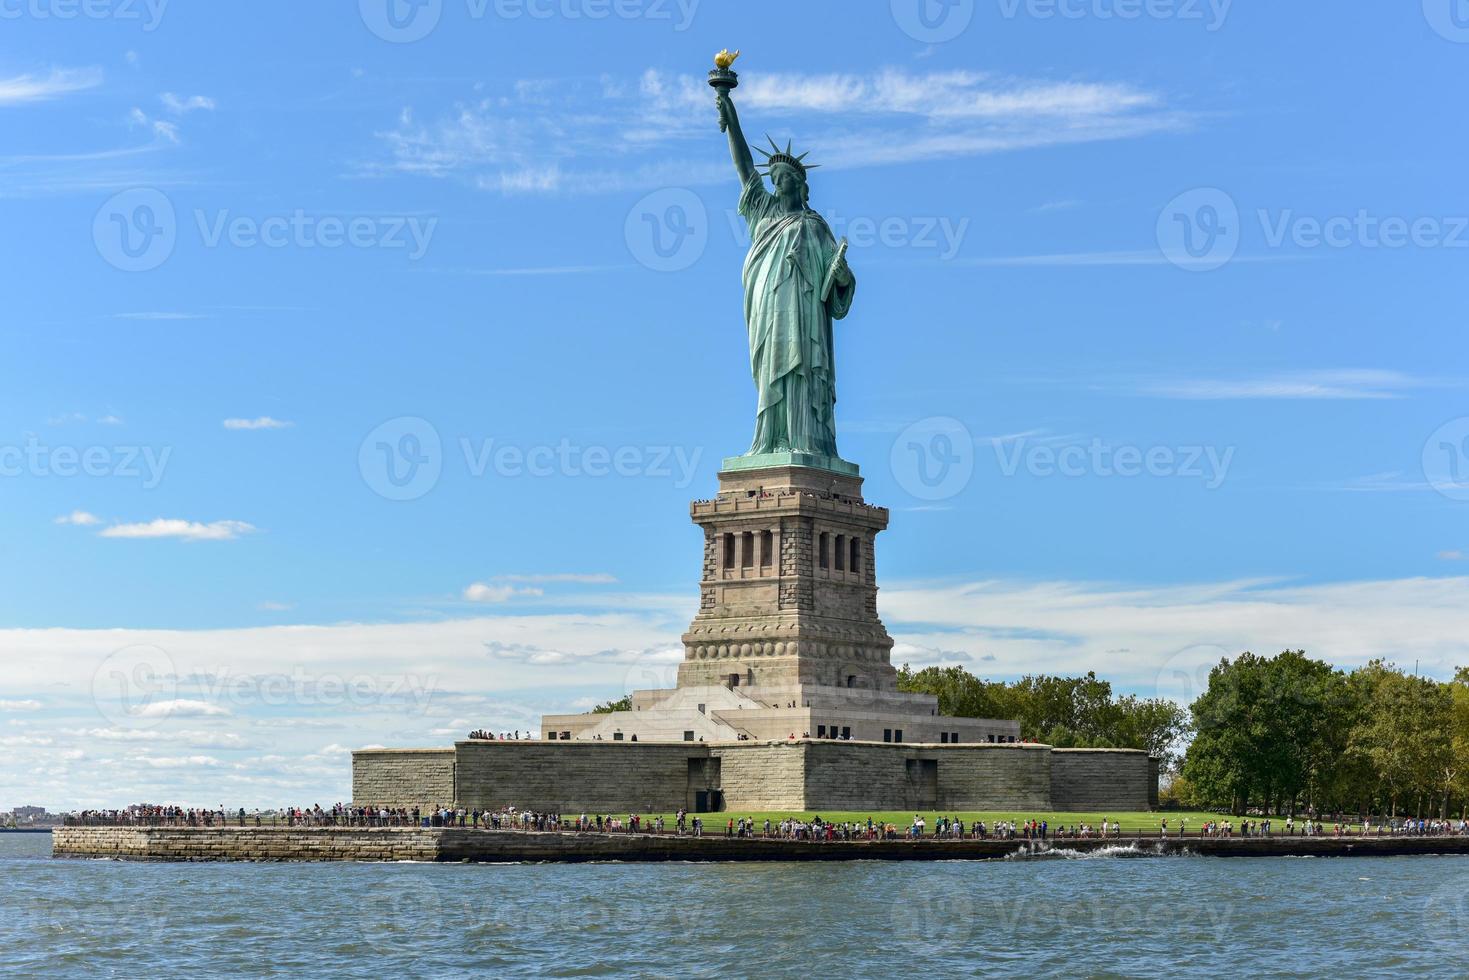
[678,464,897,693]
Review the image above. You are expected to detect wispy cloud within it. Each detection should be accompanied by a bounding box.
[0,699,42,711]
[130,699,232,719]
[494,573,618,584]
[0,67,102,105]
[160,92,215,114]
[5,572,1468,808]
[463,582,544,603]
[1134,369,1432,401]
[129,106,179,144]
[113,312,211,321]
[54,510,102,527]
[100,519,256,541]
[223,417,293,431]
[371,67,1188,196]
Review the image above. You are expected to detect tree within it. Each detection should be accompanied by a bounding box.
[591,695,631,714]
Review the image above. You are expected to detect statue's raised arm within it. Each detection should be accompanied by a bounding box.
[711,51,756,188]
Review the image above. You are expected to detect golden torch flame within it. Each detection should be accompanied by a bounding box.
[714,49,740,70]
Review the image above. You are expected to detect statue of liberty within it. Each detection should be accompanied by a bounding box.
[712,53,857,473]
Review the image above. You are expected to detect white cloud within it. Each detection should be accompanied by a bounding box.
[100,519,256,541]
[97,414,124,425]
[223,417,293,430]
[54,511,101,527]
[131,699,232,719]
[882,575,1469,698]
[374,68,1186,195]
[129,106,179,144]
[5,574,1467,808]
[66,728,247,749]
[135,754,222,768]
[160,92,215,114]
[0,699,42,711]
[0,68,102,105]
[1439,551,1465,561]
[258,601,294,612]
[464,582,544,603]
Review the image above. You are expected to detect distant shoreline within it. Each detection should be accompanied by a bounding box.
[51,826,1469,863]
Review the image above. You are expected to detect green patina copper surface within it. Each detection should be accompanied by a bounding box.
[713,57,859,476]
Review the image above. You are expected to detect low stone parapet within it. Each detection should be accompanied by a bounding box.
[51,826,1469,863]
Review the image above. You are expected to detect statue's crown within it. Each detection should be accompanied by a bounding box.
[755,136,819,179]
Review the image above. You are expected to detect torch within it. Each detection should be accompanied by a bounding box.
[709,49,740,133]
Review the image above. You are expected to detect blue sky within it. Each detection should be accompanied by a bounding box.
[2,1,1468,808]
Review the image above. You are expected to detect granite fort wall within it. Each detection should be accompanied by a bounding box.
[712,742,806,810]
[453,741,713,812]
[715,741,1056,812]
[352,749,456,808]
[1049,749,1156,811]
[353,741,1157,813]
[930,744,1054,810]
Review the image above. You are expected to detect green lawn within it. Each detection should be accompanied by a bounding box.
[639,810,1238,832]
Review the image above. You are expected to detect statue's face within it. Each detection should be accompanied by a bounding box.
[771,164,806,207]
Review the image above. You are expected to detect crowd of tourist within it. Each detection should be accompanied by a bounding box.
[62,804,1469,840]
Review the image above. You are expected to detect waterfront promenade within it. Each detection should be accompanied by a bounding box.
[52,824,1469,863]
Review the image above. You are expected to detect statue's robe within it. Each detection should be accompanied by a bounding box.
[738,172,855,458]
